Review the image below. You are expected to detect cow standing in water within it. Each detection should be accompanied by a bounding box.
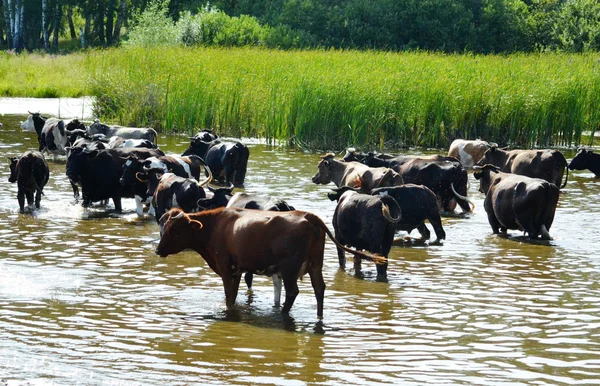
[477,147,568,188]
[474,164,559,240]
[448,139,496,169]
[155,208,386,319]
[8,151,50,212]
[568,148,600,177]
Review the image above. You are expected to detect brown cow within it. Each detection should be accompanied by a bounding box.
[474,165,559,240]
[312,153,403,192]
[477,147,568,188]
[155,207,386,319]
[448,139,495,169]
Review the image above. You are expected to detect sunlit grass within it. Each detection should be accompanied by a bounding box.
[2,47,599,149]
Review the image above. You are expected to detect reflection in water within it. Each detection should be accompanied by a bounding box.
[0,114,600,385]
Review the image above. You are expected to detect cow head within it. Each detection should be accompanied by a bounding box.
[197,184,234,210]
[568,148,592,171]
[21,112,46,135]
[145,168,166,198]
[87,119,109,136]
[182,137,216,157]
[477,146,509,168]
[473,164,501,194]
[190,130,218,142]
[66,146,97,181]
[343,148,367,163]
[120,156,144,187]
[65,119,86,132]
[7,157,18,183]
[312,153,336,184]
[156,209,203,256]
[66,129,90,147]
[327,186,360,201]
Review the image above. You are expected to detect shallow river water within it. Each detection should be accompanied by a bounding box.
[0,114,599,385]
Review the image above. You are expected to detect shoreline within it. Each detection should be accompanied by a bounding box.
[0,97,95,119]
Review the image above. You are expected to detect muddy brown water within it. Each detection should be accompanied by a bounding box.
[0,113,599,385]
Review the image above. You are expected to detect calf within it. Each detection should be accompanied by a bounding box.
[568,148,600,177]
[8,151,50,212]
[155,208,386,319]
[330,189,402,279]
[312,153,404,193]
[474,165,559,240]
[87,119,158,144]
[182,137,250,186]
[477,147,568,188]
[448,139,495,169]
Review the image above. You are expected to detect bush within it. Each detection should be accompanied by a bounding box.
[124,1,179,47]
[553,0,600,52]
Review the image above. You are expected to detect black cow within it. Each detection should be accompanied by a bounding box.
[152,172,212,225]
[195,185,236,210]
[568,148,600,177]
[330,189,402,279]
[474,164,559,240]
[65,147,164,212]
[358,152,473,213]
[120,155,209,216]
[370,185,445,241]
[477,147,568,188]
[182,138,249,186]
[189,130,218,142]
[8,151,50,212]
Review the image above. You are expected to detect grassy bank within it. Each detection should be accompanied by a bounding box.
[2,48,599,149]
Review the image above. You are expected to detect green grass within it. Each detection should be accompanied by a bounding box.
[2,47,599,149]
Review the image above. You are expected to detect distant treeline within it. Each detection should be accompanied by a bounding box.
[1,0,600,53]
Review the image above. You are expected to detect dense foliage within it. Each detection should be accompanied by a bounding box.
[2,0,600,53]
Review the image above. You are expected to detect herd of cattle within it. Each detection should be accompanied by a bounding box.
[7,114,600,319]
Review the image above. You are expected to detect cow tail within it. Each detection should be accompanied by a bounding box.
[560,153,569,189]
[379,195,402,223]
[305,213,388,265]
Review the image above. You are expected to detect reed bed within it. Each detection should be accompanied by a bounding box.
[2,48,599,149]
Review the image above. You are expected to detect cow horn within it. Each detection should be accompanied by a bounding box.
[135,172,148,182]
[451,183,475,212]
[190,219,204,229]
[172,211,185,220]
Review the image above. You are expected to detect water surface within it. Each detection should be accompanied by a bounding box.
[1,114,599,385]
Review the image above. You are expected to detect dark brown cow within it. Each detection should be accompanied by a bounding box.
[477,147,568,188]
[568,148,600,177]
[474,165,559,240]
[155,208,386,319]
[8,151,50,212]
[312,153,403,192]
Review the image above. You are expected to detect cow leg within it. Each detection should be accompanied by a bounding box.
[69,180,79,198]
[134,196,145,216]
[428,216,446,241]
[244,272,253,289]
[112,197,122,213]
[487,211,502,234]
[308,268,325,319]
[25,191,34,208]
[272,274,282,306]
[337,247,346,269]
[17,190,25,212]
[35,189,42,209]
[148,203,156,217]
[222,273,242,310]
[375,261,388,279]
[353,253,362,274]
[281,275,299,314]
[417,223,431,240]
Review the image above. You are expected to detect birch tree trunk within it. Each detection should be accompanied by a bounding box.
[52,2,62,50]
[67,6,76,39]
[42,0,50,51]
[2,0,12,49]
[113,0,127,42]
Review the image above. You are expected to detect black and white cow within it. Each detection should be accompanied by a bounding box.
[65,147,164,212]
[87,119,158,144]
[8,151,50,212]
[120,155,209,216]
[21,113,86,159]
[151,171,213,225]
[182,137,249,186]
